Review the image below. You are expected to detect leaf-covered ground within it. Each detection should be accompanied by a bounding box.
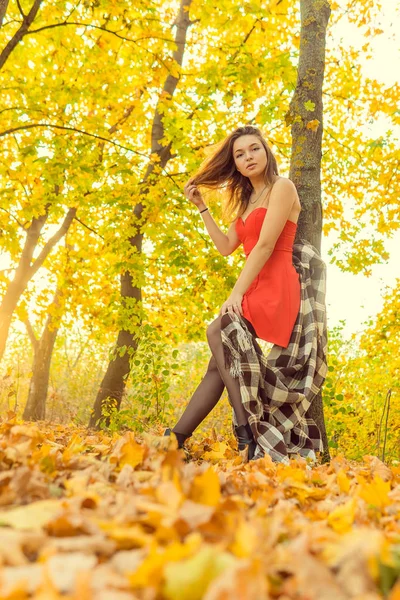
[0,414,399,599]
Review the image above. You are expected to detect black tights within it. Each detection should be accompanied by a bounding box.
[172,314,258,437]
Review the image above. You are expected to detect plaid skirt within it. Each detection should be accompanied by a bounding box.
[221,240,328,464]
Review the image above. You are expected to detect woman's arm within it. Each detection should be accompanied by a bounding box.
[231,245,274,296]
[185,179,241,256]
[198,202,241,256]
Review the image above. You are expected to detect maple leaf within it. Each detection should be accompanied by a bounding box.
[358,476,392,510]
[327,497,357,533]
[190,468,221,507]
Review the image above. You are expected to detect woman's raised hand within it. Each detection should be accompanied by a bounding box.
[184,179,204,208]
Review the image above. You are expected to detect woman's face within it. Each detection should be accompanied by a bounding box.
[233,134,268,178]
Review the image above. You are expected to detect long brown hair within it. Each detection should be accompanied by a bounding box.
[191,125,280,222]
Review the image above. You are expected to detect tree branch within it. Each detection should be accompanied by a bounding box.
[0,0,43,70]
[20,203,51,272]
[0,122,178,184]
[6,17,176,73]
[0,0,10,27]
[0,105,47,116]
[0,122,150,159]
[30,207,77,276]
[0,206,24,228]
[74,216,104,240]
[325,128,363,160]
[151,0,192,160]
[108,102,138,135]
[26,21,175,46]
[16,0,25,19]
[24,318,38,352]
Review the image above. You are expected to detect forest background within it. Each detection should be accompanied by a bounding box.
[0,0,399,464]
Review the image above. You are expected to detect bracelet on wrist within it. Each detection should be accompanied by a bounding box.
[199,207,208,214]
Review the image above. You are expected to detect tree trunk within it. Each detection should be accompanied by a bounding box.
[23,289,62,421]
[89,273,141,427]
[0,0,9,28]
[89,0,192,429]
[287,0,331,463]
[0,206,76,362]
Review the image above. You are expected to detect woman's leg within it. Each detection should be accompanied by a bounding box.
[172,354,225,437]
[206,314,254,426]
[172,314,257,439]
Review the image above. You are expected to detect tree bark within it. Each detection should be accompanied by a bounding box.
[0,0,43,70]
[287,0,331,463]
[0,0,9,28]
[0,206,76,362]
[23,288,62,421]
[89,0,192,429]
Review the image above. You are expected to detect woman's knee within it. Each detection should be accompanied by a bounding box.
[206,316,222,344]
[206,355,219,372]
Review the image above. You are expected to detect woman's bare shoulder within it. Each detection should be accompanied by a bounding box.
[269,177,301,219]
[274,177,300,199]
[273,176,295,187]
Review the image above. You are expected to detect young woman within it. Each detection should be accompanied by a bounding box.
[164,125,302,459]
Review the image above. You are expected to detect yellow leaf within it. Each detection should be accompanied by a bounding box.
[202,441,229,462]
[110,432,145,470]
[97,521,153,549]
[337,469,351,493]
[190,467,221,507]
[277,465,306,483]
[327,497,357,533]
[306,119,320,132]
[31,444,58,475]
[62,433,86,462]
[120,439,145,469]
[155,480,183,510]
[358,475,391,509]
[162,545,236,600]
[204,556,268,598]
[229,519,258,558]
[322,528,384,569]
[128,533,202,589]
[0,499,63,531]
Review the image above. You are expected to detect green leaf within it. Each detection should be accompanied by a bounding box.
[304,100,315,111]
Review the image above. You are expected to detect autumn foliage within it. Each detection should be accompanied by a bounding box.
[0,0,399,596]
[1,414,400,598]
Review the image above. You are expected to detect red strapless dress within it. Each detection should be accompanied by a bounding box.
[235,207,301,348]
